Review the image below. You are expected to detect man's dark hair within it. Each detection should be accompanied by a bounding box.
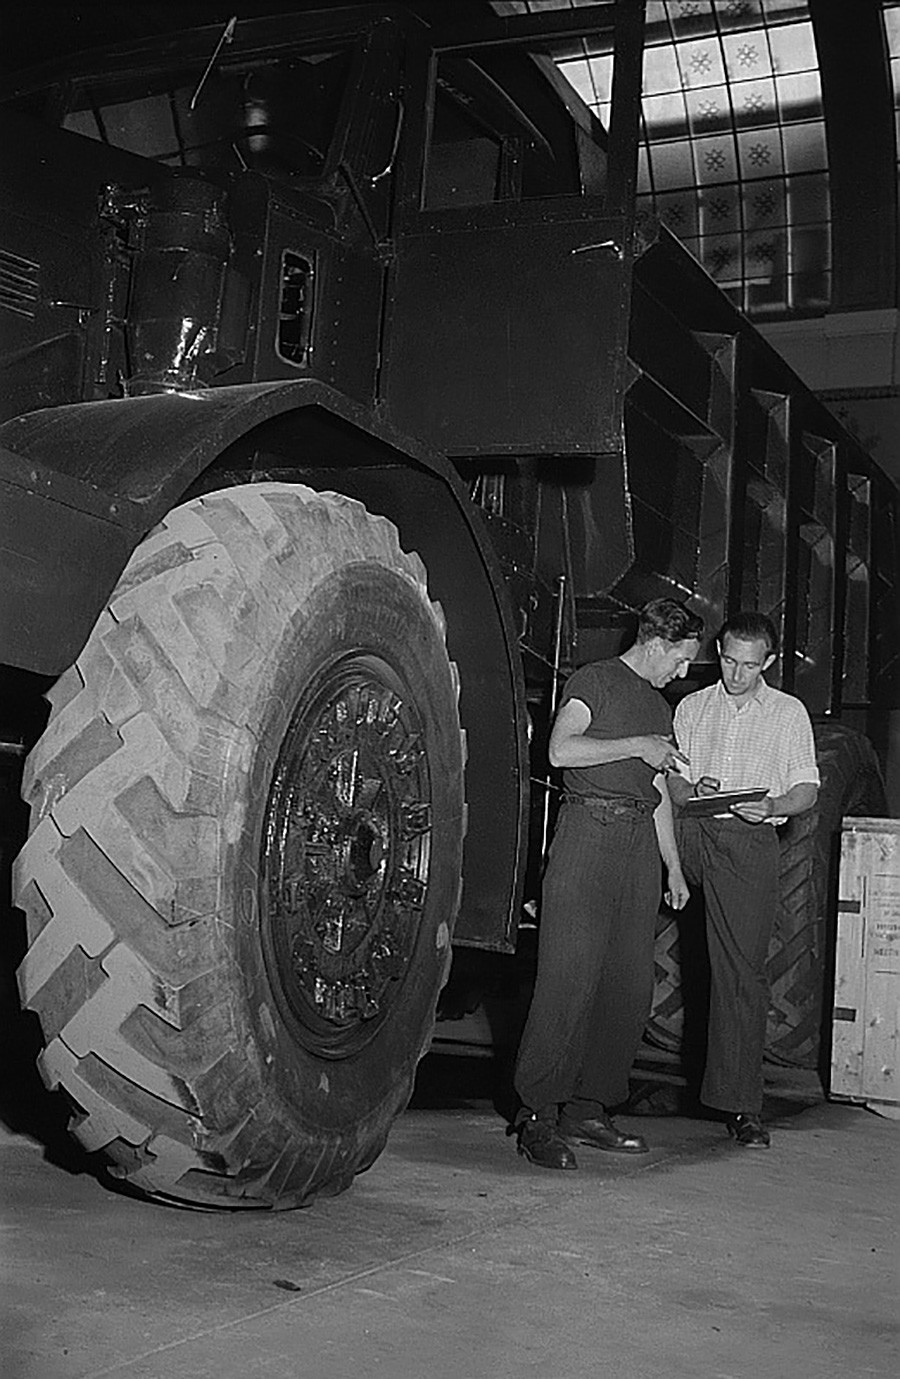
[718,611,779,657]
[636,598,704,645]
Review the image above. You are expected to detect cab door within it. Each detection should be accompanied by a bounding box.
[380,34,638,460]
[382,201,632,458]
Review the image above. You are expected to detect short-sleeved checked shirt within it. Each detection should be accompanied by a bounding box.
[673,680,819,823]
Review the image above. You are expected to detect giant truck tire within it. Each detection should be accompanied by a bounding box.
[765,721,886,1066]
[646,721,887,1070]
[13,482,466,1209]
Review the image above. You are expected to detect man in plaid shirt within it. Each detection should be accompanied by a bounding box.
[668,612,819,1147]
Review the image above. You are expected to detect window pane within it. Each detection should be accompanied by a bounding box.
[744,179,787,228]
[557,59,595,106]
[67,90,180,160]
[63,108,101,140]
[776,69,821,122]
[703,231,742,282]
[722,30,773,83]
[686,85,731,135]
[745,228,786,280]
[762,0,811,18]
[643,90,689,139]
[668,2,717,39]
[656,190,699,237]
[675,41,726,90]
[649,138,696,190]
[733,77,777,127]
[637,143,652,193]
[588,54,614,104]
[678,234,703,263]
[424,81,504,209]
[790,224,830,311]
[887,8,900,58]
[787,173,829,226]
[782,120,827,175]
[694,134,738,184]
[737,128,784,179]
[701,186,740,232]
[719,0,766,31]
[768,20,817,74]
[643,43,683,96]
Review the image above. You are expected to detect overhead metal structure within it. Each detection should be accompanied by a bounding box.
[4,0,896,323]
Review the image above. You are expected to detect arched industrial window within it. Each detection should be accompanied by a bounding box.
[495,0,830,318]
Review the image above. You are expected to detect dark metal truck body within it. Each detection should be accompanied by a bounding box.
[1,2,896,1207]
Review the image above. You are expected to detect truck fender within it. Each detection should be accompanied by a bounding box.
[1,380,497,663]
[1,378,527,949]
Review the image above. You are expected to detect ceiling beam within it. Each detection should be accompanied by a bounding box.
[812,0,897,310]
[430,2,617,52]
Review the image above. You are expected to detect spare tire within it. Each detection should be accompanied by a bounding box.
[766,720,886,1066]
[14,482,465,1208]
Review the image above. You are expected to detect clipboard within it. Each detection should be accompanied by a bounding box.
[681,787,769,818]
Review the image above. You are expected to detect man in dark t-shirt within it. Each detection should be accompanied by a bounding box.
[514,599,703,1170]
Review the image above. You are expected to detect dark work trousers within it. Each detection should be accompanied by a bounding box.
[676,816,780,1115]
[514,800,660,1118]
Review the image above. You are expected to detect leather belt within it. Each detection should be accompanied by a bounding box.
[562,794,654,819]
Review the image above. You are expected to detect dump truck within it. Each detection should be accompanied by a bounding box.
[1,1,896,1209]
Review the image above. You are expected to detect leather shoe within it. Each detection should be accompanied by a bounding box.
[559,1110,649,1155]
[517,1117,578,1170]
[726,1113,770,1147]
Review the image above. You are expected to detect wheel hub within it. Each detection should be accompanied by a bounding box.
[261,659,433,1056]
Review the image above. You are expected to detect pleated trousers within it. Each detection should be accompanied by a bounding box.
[514,800,660,1116]
[677,816,780,1115]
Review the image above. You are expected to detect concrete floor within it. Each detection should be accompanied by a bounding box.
[2,1056,898,1379]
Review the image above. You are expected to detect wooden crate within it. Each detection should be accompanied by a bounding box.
[830,818,900,1119]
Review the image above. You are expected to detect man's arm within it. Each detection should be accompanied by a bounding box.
[653,774,689,910]
[549,699,688,773]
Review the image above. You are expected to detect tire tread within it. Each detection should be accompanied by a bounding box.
[15,483,465,1208]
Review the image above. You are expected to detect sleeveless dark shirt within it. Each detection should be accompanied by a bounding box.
[559,658,672,805]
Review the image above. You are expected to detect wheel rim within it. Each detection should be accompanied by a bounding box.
[260,654,434,1058]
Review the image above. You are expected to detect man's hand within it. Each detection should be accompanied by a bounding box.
[694,776,720,798]
[730,796,773,824]
[731,781,817,822]
[635,735,690,773]
[665,865,690,911]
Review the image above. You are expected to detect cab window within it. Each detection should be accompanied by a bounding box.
[60,47,353,182]
[422,49,606,210]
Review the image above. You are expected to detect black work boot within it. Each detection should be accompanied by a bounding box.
[559,1106,649,1155]
[516,1114,578,1170]
[725,1113,770,1148]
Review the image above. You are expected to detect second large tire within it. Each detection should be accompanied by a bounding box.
[14,482,466,1208]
